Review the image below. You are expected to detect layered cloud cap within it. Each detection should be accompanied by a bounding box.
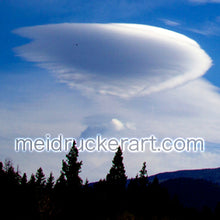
[14,23,212,98]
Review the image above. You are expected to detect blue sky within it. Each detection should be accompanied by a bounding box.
[1,0,220,181]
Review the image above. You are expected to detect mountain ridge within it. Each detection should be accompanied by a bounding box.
[149,167,220,185]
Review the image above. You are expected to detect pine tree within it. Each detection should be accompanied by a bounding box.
[46,172,54,190]
[4,159,13,173]
[28,173,36,186]
[55,171,67,190]
[0,162,3,172]
[139,162,148,187]
[84,178,89,186]
[21,173,27,186]
[62,141,82,189]
[139,162,147,178]
[35,167,46,187]
[106,146,127,185]
[4,159,20,185]
[0,162,5,181]
[83,178,90,193]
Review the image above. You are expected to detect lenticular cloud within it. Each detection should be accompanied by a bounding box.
[14,23,212,98]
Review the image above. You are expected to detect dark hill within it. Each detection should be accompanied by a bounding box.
[149,167,220,185]
[161,178,220,210]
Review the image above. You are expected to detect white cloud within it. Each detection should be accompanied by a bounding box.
[14,23,212,98]
[188,22,220,36]
[142,78,220,143]
[2,75,220,181]
[79,116,136,138]
[161,19,180,26]
[125,122,136,130]
[111,118,124,131]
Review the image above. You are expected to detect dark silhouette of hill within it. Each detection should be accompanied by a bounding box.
[149,167,220,185]
[161,178,220,210]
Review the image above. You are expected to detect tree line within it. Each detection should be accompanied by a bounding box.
[1,141,220,219]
